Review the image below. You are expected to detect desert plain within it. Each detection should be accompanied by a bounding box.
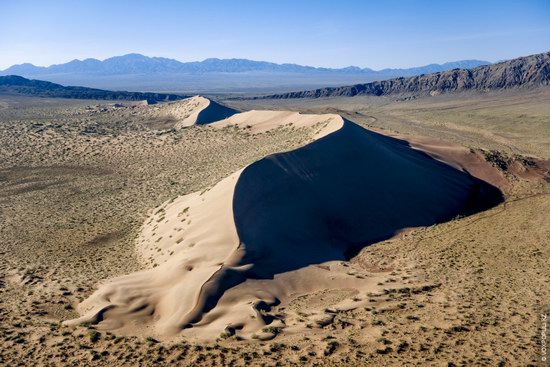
[0,88,549,366]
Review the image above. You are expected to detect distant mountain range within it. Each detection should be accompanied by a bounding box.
[260,51,550,99]
[1,52,547,102]
[0,54,490,93]
[0,53,490,76]
[0,75,186,103]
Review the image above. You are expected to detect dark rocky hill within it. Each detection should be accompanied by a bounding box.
[0,75,186,103]
[259,52,550,99]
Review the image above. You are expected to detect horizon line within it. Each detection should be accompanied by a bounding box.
[0,52,504,72]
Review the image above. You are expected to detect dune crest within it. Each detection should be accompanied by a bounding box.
[211,110,343,138]
[66,111,502,339]
[146,96,237,129]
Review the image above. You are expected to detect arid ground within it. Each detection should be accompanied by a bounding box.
[0,90,549,366]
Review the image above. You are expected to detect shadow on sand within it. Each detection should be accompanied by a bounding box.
[187,120,503,321]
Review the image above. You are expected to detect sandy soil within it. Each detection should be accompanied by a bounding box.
[0,93,548,366]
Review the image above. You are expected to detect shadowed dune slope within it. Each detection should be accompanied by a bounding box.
[171,96,237,128]
[195,98,238,125]
[66,115,502,339]
[233,120,503,276]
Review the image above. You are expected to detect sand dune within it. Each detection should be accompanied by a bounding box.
[189,97,237,126]
[66,109,502,340]
[145,96,237,129]
[211,110,343,138]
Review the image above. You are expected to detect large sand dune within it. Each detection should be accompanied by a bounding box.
[66,109,502,340]
[145,96,237,129]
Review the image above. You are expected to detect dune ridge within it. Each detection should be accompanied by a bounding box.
[211,110,343,138]
[66,109,502,340]
[148,96,236,129]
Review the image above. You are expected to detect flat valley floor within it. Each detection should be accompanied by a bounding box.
[1,90,549,366]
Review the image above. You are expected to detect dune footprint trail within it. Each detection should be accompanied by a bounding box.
[66,110,502,340]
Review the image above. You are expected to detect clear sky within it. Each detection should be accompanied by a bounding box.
[1,0,549,70]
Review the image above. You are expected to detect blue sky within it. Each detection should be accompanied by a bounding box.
[1,0,549,69]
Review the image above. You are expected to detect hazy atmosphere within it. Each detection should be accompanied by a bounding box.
[1,0,549,69]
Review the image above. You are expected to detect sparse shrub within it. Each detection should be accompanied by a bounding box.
[88,330,100,343]
[219,332,232,339]
[262,326,281,334]
[397,340,409,353]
